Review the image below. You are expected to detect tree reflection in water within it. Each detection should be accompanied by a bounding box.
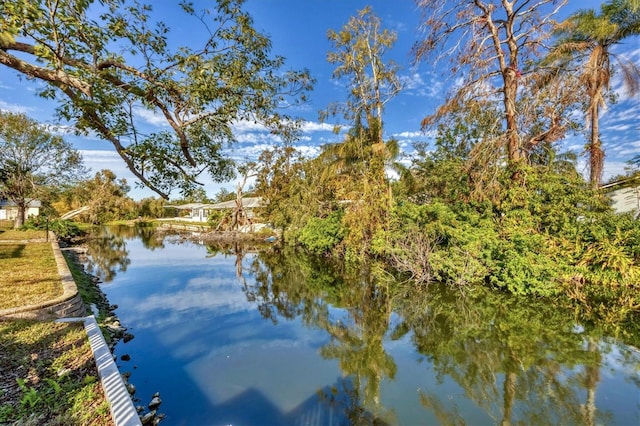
[85,224,167,282]
[235,246,640,425]
[392,284,628,426]
[245,248,398,423]
[85,226,131,282]
[87,228,639,423]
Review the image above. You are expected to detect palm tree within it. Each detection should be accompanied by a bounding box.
[547,0,640,187]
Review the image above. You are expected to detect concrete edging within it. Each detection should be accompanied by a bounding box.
[57,316,142,426]
[0,236,86,320]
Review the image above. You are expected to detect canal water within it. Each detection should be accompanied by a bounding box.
[84,226,640,425]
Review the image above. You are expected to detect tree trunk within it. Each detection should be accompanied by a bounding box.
[504,67,521,170]
[589,101,603,187]
[582,338,600,426]
[14,202,26,228]
[500,371,517,426]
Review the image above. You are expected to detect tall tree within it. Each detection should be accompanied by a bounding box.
[77,170,135,224]
[0,111,85,227]
[546,0,640,186]
[0,0,313,199]
[322,7,402,257]
[413,0,572,178]
[323,5,402,181]
[255,146,304,239]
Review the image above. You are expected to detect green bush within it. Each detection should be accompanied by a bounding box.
[486,229,568,296]
[20,217,85,240]
[298,211,345,255]
[389,201,495,286]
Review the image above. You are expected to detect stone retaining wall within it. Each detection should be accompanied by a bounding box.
[0,235,86,320]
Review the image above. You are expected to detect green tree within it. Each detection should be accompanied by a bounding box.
[323,6,402,177]
[74,170,135,224]
[255,146,304,240]
[0,111,85,227]
[322,7,402,258]
[0,0,313,198]
[546,0,640,186]
[136,197,167,219]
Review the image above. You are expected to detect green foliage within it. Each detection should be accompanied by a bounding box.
[0,111,86,227]
[389,162,640,302]
[255,146,305,236]
[486,227,568,296]
[0,0,313,198]
[62,170,137,224]
[207,208,232,229]
[389,201,493,287]
[298,211,346,255]
[20,217,85,241]
[136,197,168,219]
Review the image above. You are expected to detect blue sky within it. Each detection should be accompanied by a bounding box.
[0,0,638,200]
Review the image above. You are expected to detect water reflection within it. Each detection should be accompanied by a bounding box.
[87,226,640,425]
[84,224,165,282]
[247,250,397,422]
[393,285,618,425]
[247,247,640,425]
[84,227,130,282]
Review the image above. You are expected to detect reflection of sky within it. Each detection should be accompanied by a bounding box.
[93,234,640,425]
[100,237,345,418]
[186,340,340,413]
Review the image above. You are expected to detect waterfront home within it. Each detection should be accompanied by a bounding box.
[0,199,41,221]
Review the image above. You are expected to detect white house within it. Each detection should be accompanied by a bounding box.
[607,186,640,218]
[166,197,264,223]
[601,177,640,219]
[0,199,41,221]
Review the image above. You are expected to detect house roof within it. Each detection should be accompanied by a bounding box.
[165,197,263,210]
[0,199,42,208]
[207,197,263,210]
[164,202,206,210]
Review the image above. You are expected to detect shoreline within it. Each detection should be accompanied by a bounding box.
[60,239,166,424]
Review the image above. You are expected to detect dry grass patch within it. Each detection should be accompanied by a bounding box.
[0,243,62,310]
[0,319,111,425]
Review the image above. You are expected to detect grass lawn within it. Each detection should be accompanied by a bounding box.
[0,223,114,425]
[0,228,49,241]
[0,243,63,310]
[0,319,111,425]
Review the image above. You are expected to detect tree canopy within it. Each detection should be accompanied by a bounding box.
[0,111,85,227]
[413,0,576,183]
[545,0,640,186]
[0,0,313,199]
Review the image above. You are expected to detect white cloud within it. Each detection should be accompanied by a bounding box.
[603,160,635,181]
[134,106,170,128]
[80,149,125,163]
[296,145,321,158]
[234,133,272,144]
[231,119,269,133]
[0,100,33,114]
[301,120,334,132]
[400,71,443,98]
[394,130,423,139]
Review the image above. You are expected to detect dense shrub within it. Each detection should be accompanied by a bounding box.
[20,217,85,241]
[389,201,495,287]
[298,211,345,255]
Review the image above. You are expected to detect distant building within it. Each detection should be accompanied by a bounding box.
[602,179,640,218]
[0,199,42,221]
[165,197,264,223]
